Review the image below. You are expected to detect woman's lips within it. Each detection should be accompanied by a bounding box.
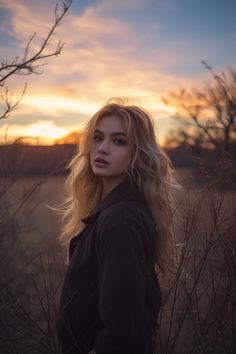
[94,158,109,167]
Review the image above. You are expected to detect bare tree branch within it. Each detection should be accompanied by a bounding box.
[163,63,236,154]
[0,0,72,120]
[0,83,27,120]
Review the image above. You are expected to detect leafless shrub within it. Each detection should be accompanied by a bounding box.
[0,254,65,354]
[0,148,66,353]
[157,182,236,354]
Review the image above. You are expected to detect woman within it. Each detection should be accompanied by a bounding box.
[56,100,175,354]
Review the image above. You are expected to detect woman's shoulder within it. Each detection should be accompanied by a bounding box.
[97,199,155,232]
[95,200,157,263]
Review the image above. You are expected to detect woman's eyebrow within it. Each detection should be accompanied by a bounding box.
[94,129,126,136]
[111,132,127,137]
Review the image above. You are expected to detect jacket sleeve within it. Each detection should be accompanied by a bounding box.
[94,221,153,354]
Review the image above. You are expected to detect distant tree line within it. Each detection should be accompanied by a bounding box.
[0,143,196,177]
[0,144,76,176]
[1,143,235,188]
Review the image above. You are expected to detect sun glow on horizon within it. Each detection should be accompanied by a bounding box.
[1,90,180,146]
[1,121,70,145]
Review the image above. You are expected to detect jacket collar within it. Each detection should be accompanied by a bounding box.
[81,177,141,225]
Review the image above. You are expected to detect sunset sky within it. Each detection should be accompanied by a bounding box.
[0,0,236,145]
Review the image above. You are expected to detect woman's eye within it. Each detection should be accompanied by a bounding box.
[113,138,126,146]
[94,135,102,142]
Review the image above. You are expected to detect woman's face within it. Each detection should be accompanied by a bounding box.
[90,114,132,190]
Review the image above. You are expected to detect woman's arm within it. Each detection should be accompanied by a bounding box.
[94,221,152,354]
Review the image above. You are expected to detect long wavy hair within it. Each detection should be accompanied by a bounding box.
[60,99,176,273]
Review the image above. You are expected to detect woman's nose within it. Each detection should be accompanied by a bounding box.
[97,140,110,154]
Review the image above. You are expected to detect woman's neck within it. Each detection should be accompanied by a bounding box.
[101,176,125,199]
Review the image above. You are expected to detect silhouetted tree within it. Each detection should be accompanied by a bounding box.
[163,63,236,157]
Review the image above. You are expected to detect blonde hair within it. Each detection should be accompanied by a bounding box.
[61,99,176,273]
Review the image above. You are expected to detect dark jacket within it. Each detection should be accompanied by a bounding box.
[56,178,161,354]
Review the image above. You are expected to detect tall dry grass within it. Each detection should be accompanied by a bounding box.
[157,180,236,354]
[0,147,66,354]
